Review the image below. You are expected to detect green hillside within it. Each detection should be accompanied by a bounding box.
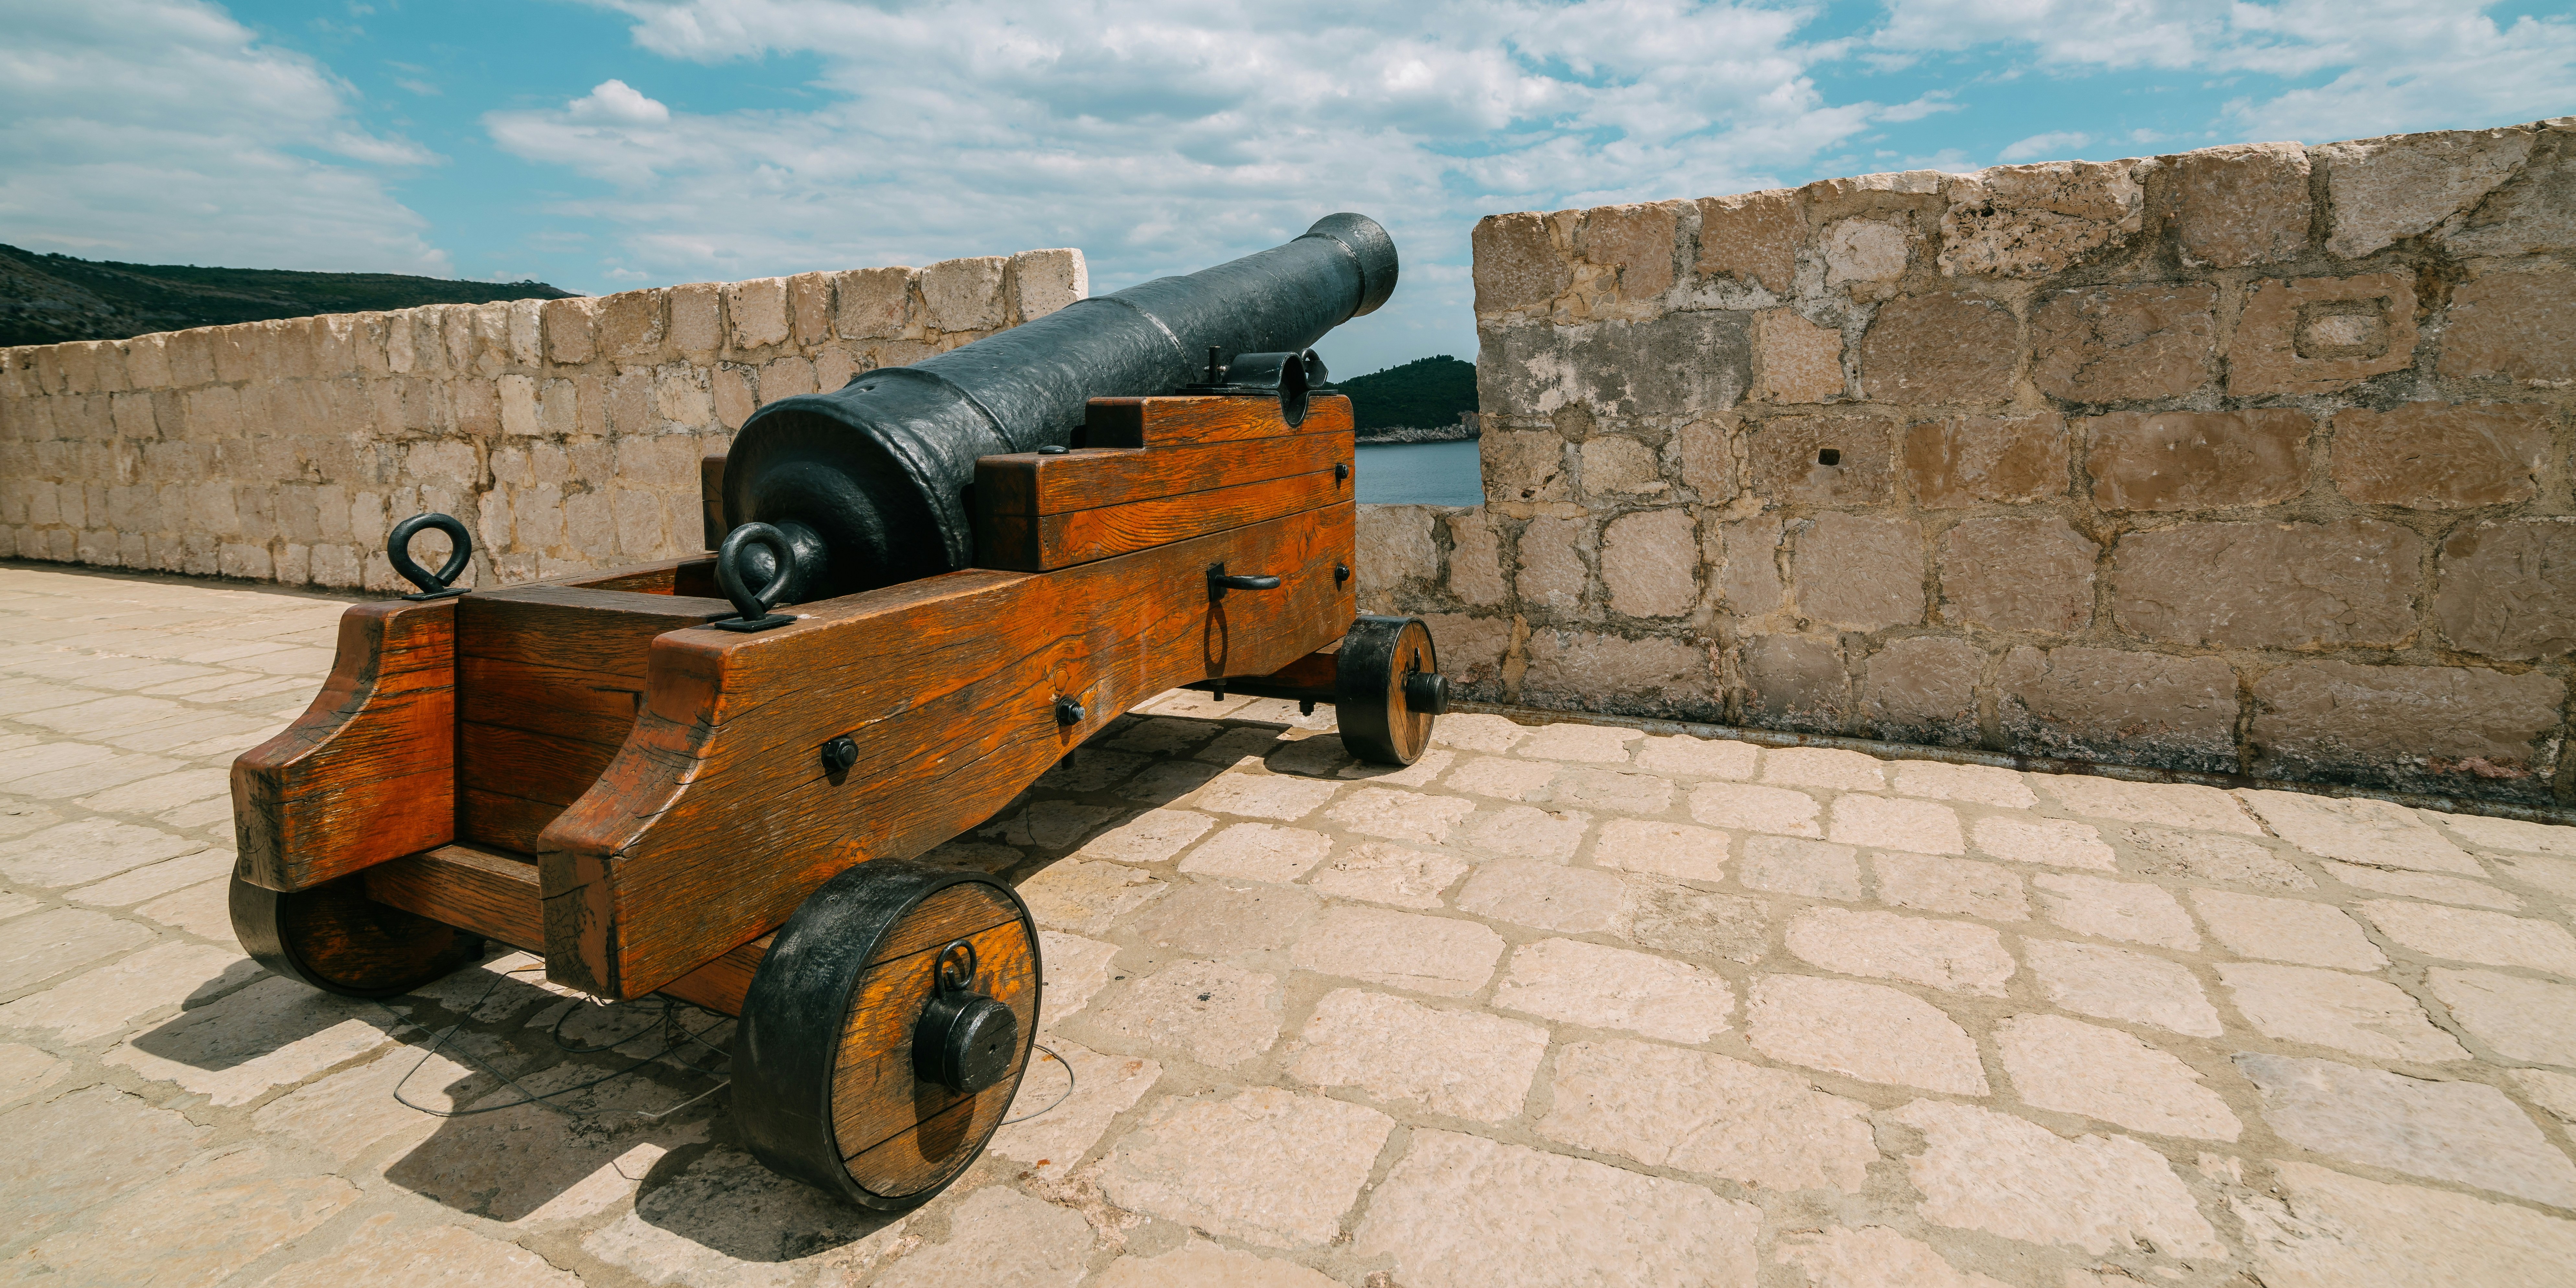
[1335,354,1478,432]
[0,243,574,348]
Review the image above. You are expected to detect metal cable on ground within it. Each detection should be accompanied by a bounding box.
[999,1043,1074,1125]
[376,960,732,1120]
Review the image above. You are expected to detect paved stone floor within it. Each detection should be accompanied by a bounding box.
[6,563,2576,1286]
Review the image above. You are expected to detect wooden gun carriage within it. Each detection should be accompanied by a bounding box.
[227,217,1446,1209]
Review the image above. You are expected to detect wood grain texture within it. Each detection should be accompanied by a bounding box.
[1085,392,1352,448]
[845,1076,1017,1198]
[977,468,1349,572]
[363,843,543,951]
[977,431,1349,517]
[458,586,730,852]
[360,843,775,1016]
[539,501,1356,998]
[570,557,724,599]
[829,897,1034,1162]
[232,597,457,892]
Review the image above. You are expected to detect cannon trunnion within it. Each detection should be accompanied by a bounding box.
[228,384,1448,1208]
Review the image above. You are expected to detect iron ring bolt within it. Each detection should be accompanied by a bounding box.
[388,512,473,600]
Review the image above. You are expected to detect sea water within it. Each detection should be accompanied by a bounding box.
[1353,439,1483,506]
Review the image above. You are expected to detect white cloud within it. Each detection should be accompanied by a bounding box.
[0,0,447,273]
[1998,130,2092,161]
[480,0,1938,365]
[1874,0,2576,144]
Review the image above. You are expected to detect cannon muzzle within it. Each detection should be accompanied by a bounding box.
[724,213,1397,598]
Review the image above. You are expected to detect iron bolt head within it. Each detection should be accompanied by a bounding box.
[821,735,859,772]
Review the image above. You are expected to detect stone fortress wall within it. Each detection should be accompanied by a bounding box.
[0,249,1086,592]
[1356,119,2576,805]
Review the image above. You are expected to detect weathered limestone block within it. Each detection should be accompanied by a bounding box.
[2448,127,2576,258]
[1745,414,1896,506]
[1521,629,1712,714]
[1515,514,1591,615]
[2228,271,2419,395]
[2029,283,2217,403]
[1719,516,1784,616]
[1821,217,1909,288]
[1939,516,2097,633]
[1355,505,1439,614]
[1998,646,2237,770]
[1009,248,1087,319]
[2250,661,2562,789]
[539,297,599,366]
[2331,401,2550,508]
[1571,202,1680,309]
[1674,418,1731,499]
[1478,313,1749,418]
[2115,519,2418,649]
[1472,211,1570,317]
[923,256,1009,332]
[1903,412,2067,509]
[786,271,834,346]
[1601,507,1699,618]
[1443,511,1507,605]
[1750,309,1843,403]
[2173,141,2312,267]
[1578,434,1661,499]
[595,289,666,360]
[1857,291,2017,403]
[1480,428,1569,504]
[1417,612,1512,696]
[832,266,914,341]
[1695,188,1799,294]
[1858,636,1983,745]
[1794,512,1923,630]
[722,276,790,350]
[1938,160,2146,278]
[2085,408,2312,511]
[1740,633,1847,732]
[2439,266,2574,386]
[2318,126,2535,258]
[2434,520,2576,659]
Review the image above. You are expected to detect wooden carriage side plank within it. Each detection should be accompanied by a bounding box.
[457,587,731,673]
[1083,392,1352,449]
[976,467,1348,572]
[540,503,1354,998]
[459,722,622,809]
[363,844,544,952]
[458,655,645,748]
[976,430,1349,517]
[358,843,776,1016]
[458,787,568,855]
[831,915,1036,1160]
[233,597,457,892]
[844,1078,1018,1196]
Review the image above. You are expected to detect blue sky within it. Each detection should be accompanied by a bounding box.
[5,1,2570,375]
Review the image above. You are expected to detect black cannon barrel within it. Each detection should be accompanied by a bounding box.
[724,213,1398,598]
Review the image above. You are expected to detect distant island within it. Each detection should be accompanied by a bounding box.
[1334,354,1479,443]
[0,243,575,348]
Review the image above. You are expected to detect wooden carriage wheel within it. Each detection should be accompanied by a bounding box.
[1336,614,1446,766]
[229,873,487,998]
[733,859,1041,1210]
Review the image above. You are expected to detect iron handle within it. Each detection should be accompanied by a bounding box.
[1207,563,1282,597]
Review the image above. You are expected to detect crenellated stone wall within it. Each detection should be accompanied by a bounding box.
[0,249,1086,592]
[1358,118,2576,804]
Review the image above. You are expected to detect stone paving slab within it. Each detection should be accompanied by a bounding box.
[4,562,2576,1286]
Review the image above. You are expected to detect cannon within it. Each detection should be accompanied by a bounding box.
[226,215,1448,1209]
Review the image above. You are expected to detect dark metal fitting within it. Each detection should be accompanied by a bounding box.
[1298,699,1316,717]
[914,939,1017,1094]
[1207,562,1282,598]
[1211,683,1227,702]
[820,735,859,772]
[1334,563,1351,586]
[713,522,799,632]
[1334,461,1350,483]
[1404,670,1451,716]
[388,513,472,600]
[1054,696,1086,726]
[1036,445,1070,455]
